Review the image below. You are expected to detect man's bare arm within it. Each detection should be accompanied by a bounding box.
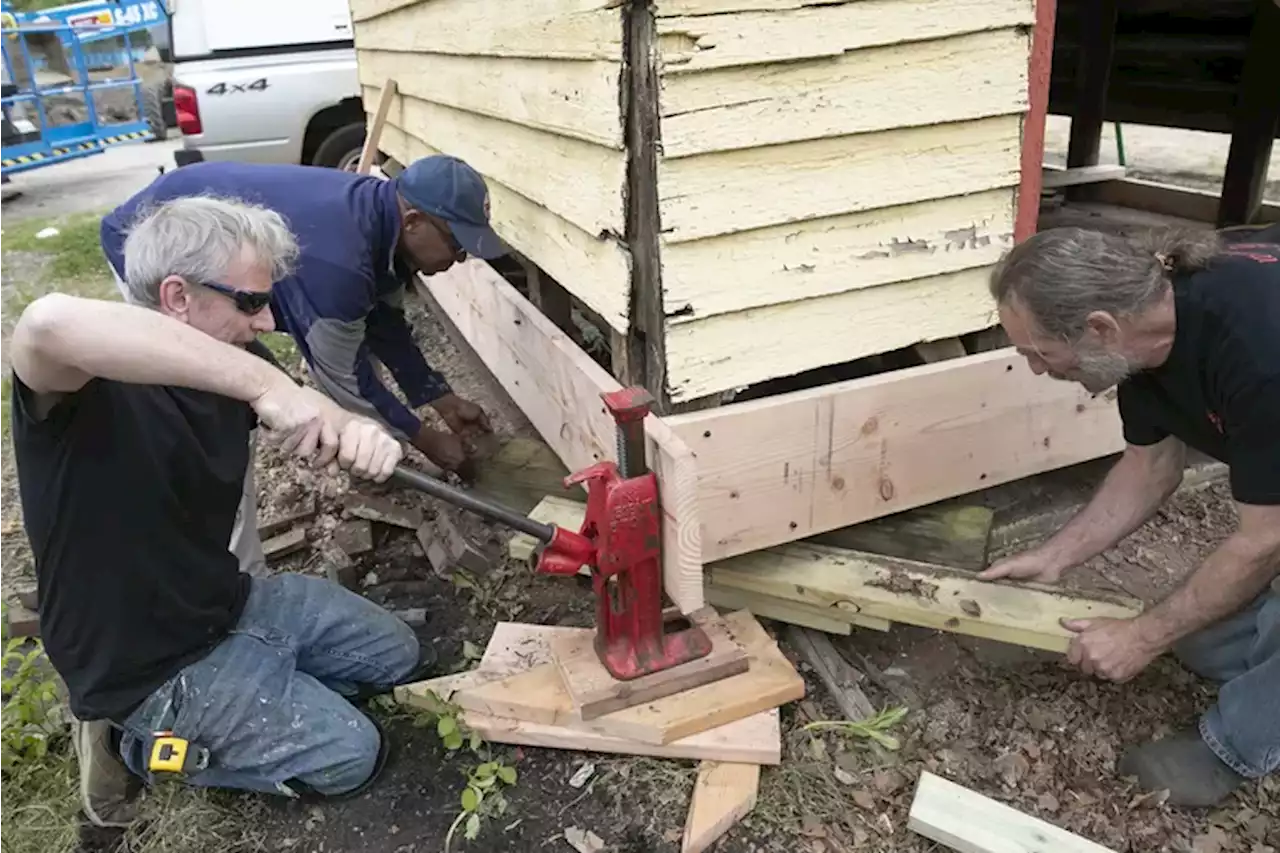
[11,293,283,403]
[980,437,1186,582]
[1136,502,1280,652]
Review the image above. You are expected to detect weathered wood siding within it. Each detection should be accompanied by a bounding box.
[350,0,632,332]
[352,0,1039,402]
[652,0,1035,401]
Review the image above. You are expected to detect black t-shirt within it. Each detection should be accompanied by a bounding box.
[1117,236,1280,506]
[10,370,255,722]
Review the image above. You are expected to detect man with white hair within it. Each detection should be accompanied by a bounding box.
[982,224,1279,807]
[10,196,425,833]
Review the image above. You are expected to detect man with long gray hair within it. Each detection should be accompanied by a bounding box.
[981,224,1279,807]
[10,196,425,835]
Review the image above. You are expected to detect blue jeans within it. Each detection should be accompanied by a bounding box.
[1175,579,1280,778]
[117,574,420,796]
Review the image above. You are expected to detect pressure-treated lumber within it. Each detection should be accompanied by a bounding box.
[710,544,1144,653]
[682,762,760,853]
[808,502,995,572]
[549,608,749,720]
[413,259,705,614]
[667,349,1125,562]
[908,771,1117,853]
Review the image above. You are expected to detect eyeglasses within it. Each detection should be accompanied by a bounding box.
[199,280,274,315]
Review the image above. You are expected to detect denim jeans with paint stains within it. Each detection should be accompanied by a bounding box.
[1175,577,1280,778]
[116,573,421,796]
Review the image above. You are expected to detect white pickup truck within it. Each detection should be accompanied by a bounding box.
[168,0,369,170]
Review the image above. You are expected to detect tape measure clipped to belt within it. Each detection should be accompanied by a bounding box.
[148,732,210,776]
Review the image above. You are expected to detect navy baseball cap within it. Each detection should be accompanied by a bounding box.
[395,155,507,259]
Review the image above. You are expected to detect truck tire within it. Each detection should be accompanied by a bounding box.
[142,80,168,142]
[311,122,366,171]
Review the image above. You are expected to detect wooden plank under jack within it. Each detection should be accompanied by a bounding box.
[908,771,1116,853]
[549,607,750,720]
[711,544,1143,653]
[452,610,803,746]
[682,761,760,853]
[395,619,783,764]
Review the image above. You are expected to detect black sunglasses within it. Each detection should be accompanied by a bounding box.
[199,280,273,315]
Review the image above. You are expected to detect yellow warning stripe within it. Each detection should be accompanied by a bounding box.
[3,131,150,167]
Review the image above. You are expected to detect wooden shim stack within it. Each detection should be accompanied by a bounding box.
[395,609,804,851]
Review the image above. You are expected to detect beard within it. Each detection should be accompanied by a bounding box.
[1052,345,1138,393]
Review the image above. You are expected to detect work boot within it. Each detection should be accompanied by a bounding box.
[72,717,141,829]
[1117,729,1247,808]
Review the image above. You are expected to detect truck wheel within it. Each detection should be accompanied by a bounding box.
[311,122,366,171]
[142,80,168,142]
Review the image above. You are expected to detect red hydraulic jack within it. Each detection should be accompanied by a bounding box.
[388,387,713,681]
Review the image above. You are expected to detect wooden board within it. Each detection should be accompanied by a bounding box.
[659,28,1028,158]
[376,121,631,331]
[415,258,705,613]
[353,0,622,60]
[664,265,1001,400]
[654,0,1033,73]
[397,619,783,764]
[661,188,1015,320]
[666,348,1126,562]
[682,762,760,853]
[549,607,749,720]
[454,610,803,745]
[710,544,1143,654]
[658,114,1023,243]
[1082,177,1280,225]
[908,771,1117,853]
[374,86,626,238]
[1041,164,1127,189]
[357,49,622,149]
[808,502,995,573]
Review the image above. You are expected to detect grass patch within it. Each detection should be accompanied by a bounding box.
[1,212,112,285]
[260,332,303,376]
[1,743,82,853]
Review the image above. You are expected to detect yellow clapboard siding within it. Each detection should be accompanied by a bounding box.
[655,0,1034,73]
[657,114,1022,243]
[661,189,1015,319]
[377,120,631,330]
[357,49,623,149]
[353,0,621,60]
[349,0,417,22]
[367,86,626,239]
[659,28,1028,158]
[665,266,998,401]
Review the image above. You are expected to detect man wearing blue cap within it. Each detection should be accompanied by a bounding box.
[101,155,505,478]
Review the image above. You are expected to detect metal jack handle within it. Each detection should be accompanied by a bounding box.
[387,465,596,577]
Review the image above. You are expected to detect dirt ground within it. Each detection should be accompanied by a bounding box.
[1,126,1278,853]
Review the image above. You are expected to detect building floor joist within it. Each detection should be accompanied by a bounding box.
[413,259,1126,614]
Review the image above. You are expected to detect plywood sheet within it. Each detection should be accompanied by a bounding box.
[375,87,625,238]
[660,28,1028,158]
[377,121,631,330]
[658,114,1022,243]
[353,0,621,60]
[358,49,622,149]
[664,265,1000,401]
[655,0,1033,73]
[661,189,1015,320]
[665,349,1126,561]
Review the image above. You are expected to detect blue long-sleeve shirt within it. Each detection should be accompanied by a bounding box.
[101,161,450,440]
